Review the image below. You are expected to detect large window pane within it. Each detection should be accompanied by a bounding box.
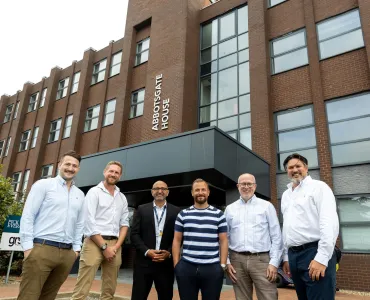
[219,54,237,70]
[202,20,218,49]
[272,31,306,56]
[273,48,308,74]
[218,98,238,119]
[220,12,236,41]
[201,46,217,63]
[326,93,370,122]
[239,62,250,95]
[239,113,251,128]
[277,107,313,131]
[332,140,370,165]
[218,116,238,132]
[341,226,370,251]
[218,67,237,100]
[239,94,250,113]
[278,148,318,171]
[329,117,370,144]
[200,104,217,123]
[338,197,370,223]
[278,127,316,152]
[219,38,237,58]
[200,74,217,105]
[238,33,249,50]
[238,6,248,34]
[238,49,249,63]
[240,128,252,148]
[201,61,217,76]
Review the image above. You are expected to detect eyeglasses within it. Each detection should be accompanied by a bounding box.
[237,182,256,188]
[152,187,169,191]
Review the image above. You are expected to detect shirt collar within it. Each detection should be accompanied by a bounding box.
[153,200,167,209]
[287,175,312,189]
[240,194,256,204]
[97,181,119,193]
[56,175,75,187]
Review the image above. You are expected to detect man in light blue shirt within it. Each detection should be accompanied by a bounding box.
[18,150,85,300]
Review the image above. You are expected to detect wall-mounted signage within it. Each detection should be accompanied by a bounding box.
[152,74,170,131]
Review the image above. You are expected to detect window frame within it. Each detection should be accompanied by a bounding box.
[4,104,13,123]
[110,51,122,77]
[103,99,116,126]
[0,139,5,157]
[12,172,22,196]
[91,59,107,85]
[129,89,145,119]
[268,0,288,8]
[21,169,30,201]
[71,72,81,94]
[48,119,62,143]
[19,130,31,152]
[41,164,54,179]
[40,88,47,107]
[63,115,73,139]
[31,127,39,148]
[13,102,19,119]
[4,137,11,156]
[28,92,39,112]
[56,78,69,100]
[135,38,150,66]
[84,105,100,132]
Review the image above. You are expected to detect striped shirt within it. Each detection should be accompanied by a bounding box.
[175,205,227,264]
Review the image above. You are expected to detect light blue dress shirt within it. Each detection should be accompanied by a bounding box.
[20,175,85,252]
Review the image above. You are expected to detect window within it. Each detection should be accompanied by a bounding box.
[4,137,11,156]
[71,72,80,94]
[21,169,30,200]
[130,89,145,118]
[31,127,39,148]
[103,99,116,126]
[135,38,150,66]
[326,92,370,165]
[337,195,370,252]
[56,78,69,100]
[84,105,100,132]
[91,59,107,85]
[13,102,19,119]
[110,52,122,77]
[63,115,73,138]
[40,88,47,107]
[4,104,13,123]
[199,6,252,148]
[41,165,53,179]
[28,92,39,112]
[271,29,308,74]
[269,0,287,7]
[275,106,318,171]
[317,9,364,60]
[19,130,31,152]
[0,140,5,157]
[48,119,62,143]
[12,172,22,196]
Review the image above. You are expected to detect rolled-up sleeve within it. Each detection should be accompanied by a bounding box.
[83,189,99,237]
[72,192,86,251]
[119,193,129,228]
[20,180,46,251]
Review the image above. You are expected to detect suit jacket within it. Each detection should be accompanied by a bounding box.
[131,201,180,268]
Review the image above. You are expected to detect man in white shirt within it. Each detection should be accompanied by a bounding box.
[281,153,339,300]
[225,173,282,300]
[71,161,129,300]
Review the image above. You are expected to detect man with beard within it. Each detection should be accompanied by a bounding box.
[71,161,129,300]
[130,180,180,300]
[18,150,84,300]
[172,178,228,300]
[281,153,339,300]
[224,173,282,300]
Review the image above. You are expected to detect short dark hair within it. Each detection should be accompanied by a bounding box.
[192,178,209,190]
[283,153,308,171]
[60,150,81,163]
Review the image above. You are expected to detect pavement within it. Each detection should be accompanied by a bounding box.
[1,269,370,299]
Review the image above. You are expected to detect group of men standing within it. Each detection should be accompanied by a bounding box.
[17,150,339,300]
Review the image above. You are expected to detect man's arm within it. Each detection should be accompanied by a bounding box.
[72,193,86,252]
[172,231,183,267]
[20,181,46,252]
[114,195,130,250]
[130,207,149,256]
[219,232,228,265]
[266,203,283,268]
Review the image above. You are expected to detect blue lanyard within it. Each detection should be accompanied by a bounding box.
[154,205,166,226]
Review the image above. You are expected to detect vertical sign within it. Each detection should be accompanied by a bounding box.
[152,74,170,131]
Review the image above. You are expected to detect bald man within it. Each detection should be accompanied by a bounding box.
[130,181,180,300]
[224,174,283,300]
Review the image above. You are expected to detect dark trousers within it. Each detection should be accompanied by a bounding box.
[288,245,336,300]
[175,259,224,300]
[131,263,174,300]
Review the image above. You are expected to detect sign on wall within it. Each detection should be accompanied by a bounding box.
[0,215,22,251]
[152,74,170,131]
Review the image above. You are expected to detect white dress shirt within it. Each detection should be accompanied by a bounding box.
[225,195,283,268]
[153,201,167,250]
[281,176,339,266]
[84,182,129,237]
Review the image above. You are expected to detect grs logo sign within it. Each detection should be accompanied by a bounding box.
[8,236,21,247]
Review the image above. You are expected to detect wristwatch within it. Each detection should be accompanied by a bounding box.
[221,264,227,271]
[100,243,108,251]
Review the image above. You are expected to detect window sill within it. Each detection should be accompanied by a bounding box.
[83,128,98,133]
[319,46,365,62]
[129,115,143,120]
[133,61,148,68]
[47,140,59,144]
[272,63,309,76]
[267,0,289,9]
[109,73,120,79]
[90,80,104,87]
[70,91,78,95]
[62,136,70,140]
[18,149,28,153]
[2,121,10,124]
[55,96,66,101]
[102,123,114,128]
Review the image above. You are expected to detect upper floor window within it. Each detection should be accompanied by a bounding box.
[326,92,370,165]
[317,9,364,60]
[135,38,150,66]
[48,119,62,143]
[0,140,5,157]
[275,106,318,171]
[110,52,122,77]
[21,169,30,200]
[31,127,39,148]
[4,137,11,156]
[56,78,69,100]
[13,102,19,119]
[103,99,116,126]
[84,105,100,132]
[130,89,145,118]
[63,115,73,138]
[271,29,308,74]
[269,0,287,8]
[19,130,31,152]
[41,164,53,179]
[28,92,39,112]
[40,88,47,107]
[3,104,13,123]
[71,72,80,94]
[12,172,22,196]
[91,59,107,85]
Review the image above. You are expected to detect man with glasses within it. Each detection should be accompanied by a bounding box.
[224,173,283,300]
[281,153,339,300]
[130,181,180,300]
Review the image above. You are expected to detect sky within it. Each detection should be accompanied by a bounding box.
[0,0,129,97]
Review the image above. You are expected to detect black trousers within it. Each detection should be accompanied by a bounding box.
[288,244,336,300]
[131,262,174,300]
[175,259,224,300]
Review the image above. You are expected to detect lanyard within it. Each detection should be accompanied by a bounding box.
[154,205,166,227]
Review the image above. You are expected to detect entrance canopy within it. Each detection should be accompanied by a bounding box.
[75,127,270,208]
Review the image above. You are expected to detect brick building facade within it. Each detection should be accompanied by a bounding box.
[1,0,370,291]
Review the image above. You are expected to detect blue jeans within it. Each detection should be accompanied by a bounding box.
[175,259,224,300]
[288,244,336,300]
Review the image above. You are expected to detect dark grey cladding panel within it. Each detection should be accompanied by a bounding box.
[214,131,238,182]
[190,130,215,171]
[75,149,128,187]
[333,165,370,195]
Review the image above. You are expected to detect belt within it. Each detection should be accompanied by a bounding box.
[101,235,118,240]
[235,251,269,256]
[33,238,72,249]
[289,241,319,252]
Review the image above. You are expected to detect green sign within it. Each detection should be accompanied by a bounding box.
[3,215,21,233]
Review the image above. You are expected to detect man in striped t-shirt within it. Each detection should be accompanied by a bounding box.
[172,178,228,300]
